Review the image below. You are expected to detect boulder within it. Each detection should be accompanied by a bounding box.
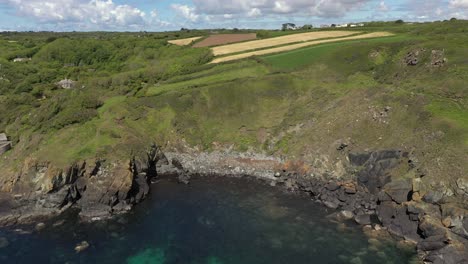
[383,179,412,204]
[355,213,372,225]
[377,201,421,242]
[423,191,444,204]
[419,215,447,238]
[424,244,468,264]
[339,210,354,220]
[75,241,89,253]
[417,235,448,251]
[325,182,340,191]
[35,222,46,232]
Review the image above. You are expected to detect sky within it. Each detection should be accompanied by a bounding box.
[0,0,467,31]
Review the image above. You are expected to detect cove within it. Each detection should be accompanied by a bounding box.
[0,176,417,264]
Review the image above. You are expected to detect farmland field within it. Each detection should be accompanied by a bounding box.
[168,36,203,46]
[193,33,257,47]
[211,32,394,63]
[262,34,410,70]
[211,31,360,56]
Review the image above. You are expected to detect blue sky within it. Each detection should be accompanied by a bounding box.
[0,0,466,31]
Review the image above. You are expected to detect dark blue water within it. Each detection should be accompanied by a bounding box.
[0,176,417,264]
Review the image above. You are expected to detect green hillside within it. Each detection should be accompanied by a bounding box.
[0,20,467,186]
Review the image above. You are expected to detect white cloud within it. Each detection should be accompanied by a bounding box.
[449,0,468,9]
[191,0,370,18]
[0,0,146,28]
[247,8,262,17]
[171,4,200,22]
[273,1,292,13]
[379,1,389,12]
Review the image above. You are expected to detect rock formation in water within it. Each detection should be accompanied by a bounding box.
[0,144,175,225]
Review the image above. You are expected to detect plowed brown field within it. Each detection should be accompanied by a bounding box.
[193,33,257,47]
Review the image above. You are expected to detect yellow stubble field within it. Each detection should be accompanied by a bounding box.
[211,31,361,56]
[168,37,203,46]
[211,32,394,64]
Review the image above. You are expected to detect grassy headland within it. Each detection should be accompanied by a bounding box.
[0,20,466,188]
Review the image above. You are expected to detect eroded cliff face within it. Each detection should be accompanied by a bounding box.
[0,144,171,225]
[0,146,467,263]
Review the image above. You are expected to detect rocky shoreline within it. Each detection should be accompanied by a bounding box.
[0,146,467,263]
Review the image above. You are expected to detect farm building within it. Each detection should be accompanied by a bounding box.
[0,133,12,155]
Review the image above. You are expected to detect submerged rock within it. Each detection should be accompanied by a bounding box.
[75,241,90,253]
[35,222,46,231]
[0,237,9,248]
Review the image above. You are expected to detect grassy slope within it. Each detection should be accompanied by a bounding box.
[0,21,467,188]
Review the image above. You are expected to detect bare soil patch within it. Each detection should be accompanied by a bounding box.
[193,33,257,48]
[211,32,394,64]
[168,37,203,46]
[212,31,360,56]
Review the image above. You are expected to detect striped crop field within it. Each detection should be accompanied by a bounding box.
[211,32,394,64]
[211,31,361,56]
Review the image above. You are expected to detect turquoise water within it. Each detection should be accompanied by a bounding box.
[0,176,417,263]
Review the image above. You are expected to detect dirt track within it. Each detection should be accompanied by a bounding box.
[193,33,257,47]
[211,31,360,56]
[168,37,202,46]
[211,32,394,64]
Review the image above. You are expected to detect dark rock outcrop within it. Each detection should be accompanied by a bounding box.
[0,144,172,225]
[351,150,404,194]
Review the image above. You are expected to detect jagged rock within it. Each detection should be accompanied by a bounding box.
[419,215,447,238]
[377,201,421,242]
[383,179,412,204]
[128,173,150,203]
[351,150,403,194]
[430,50,447,67]
[440,204,468,239]
[404,49,424,66]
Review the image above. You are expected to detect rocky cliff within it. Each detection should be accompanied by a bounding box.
[0,144,171,225]
[0,146,467,264]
